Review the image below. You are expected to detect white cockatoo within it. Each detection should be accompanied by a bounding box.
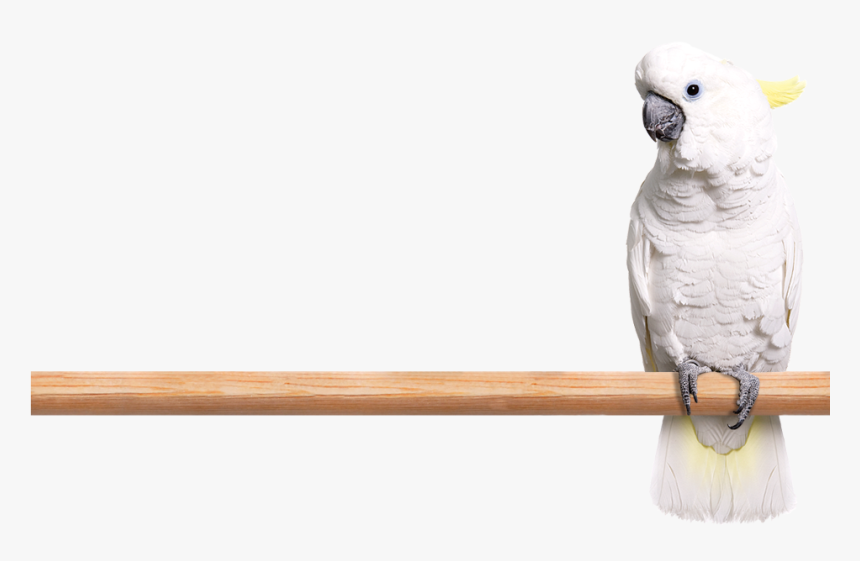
[627,43,805,522]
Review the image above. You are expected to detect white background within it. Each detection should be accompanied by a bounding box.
[2,1,855,559]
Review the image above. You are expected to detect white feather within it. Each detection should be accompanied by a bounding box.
[629,43,803,522]
[651,416,796,522]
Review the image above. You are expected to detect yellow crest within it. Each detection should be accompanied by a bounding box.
[757,76,806,108]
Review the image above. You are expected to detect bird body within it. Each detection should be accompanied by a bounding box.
[627,43,803,522]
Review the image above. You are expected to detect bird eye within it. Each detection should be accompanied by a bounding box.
[684,80,703,100]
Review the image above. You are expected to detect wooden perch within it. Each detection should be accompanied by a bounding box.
[31,371,829,415]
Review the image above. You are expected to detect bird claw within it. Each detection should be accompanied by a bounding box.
[677,359,710,415]
[722,365,760,430]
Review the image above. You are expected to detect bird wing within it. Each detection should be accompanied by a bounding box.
[627,202,656,372]
[783,193,803,334]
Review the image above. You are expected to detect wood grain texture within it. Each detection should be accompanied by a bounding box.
[31,371,829,415]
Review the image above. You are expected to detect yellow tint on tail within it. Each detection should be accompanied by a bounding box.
[758,76,806,108]
[651,415,796,522]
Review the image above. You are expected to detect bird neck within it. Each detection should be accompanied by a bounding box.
[648,156,782,226]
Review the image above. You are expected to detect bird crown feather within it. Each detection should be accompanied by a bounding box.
[757,76,806,108]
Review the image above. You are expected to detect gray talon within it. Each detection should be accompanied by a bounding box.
[723,365,760,429]
[677,359,710,415]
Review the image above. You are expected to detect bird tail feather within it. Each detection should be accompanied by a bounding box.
[650,415,796,522]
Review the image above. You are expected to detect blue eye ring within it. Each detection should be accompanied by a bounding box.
[684,80,703,101]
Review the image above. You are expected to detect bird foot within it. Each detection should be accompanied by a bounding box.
[677,359,710,415]
[721,365,760,430]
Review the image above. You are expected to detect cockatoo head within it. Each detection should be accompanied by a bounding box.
[635,43,802,174]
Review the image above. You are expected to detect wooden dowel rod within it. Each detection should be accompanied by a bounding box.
[31,371,829,415]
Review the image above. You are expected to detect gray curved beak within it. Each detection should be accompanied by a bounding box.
[643,92,684,142]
